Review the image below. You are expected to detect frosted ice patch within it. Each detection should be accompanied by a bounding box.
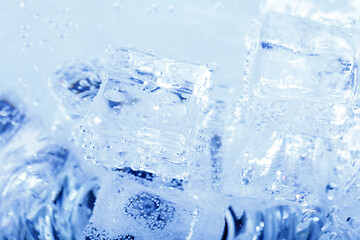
[82,48,211,180]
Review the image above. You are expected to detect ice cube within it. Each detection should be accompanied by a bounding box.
[221,13,358,214]
[84,172,224,240]
[248,12,357,138]
[0,138,99,239]
[223,130,334,205]
[51,59,104,118]
[82,48,211,180]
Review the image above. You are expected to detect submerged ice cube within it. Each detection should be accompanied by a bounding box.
[222,12,357,208]
[223,130,333,205]
[82,48,211,180]
[0,141,99,239]
[248,12,358,138]
[84,172,223,240]
[51,59,104,117]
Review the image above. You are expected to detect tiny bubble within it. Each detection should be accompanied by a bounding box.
[213,2,224,10]
[19,33,28,38]
[58,33,66,38]
[168,5,175,12]
[207,62,218,72]
[24,42,33,48]
[114,2,123,9]
[64,21,73,27]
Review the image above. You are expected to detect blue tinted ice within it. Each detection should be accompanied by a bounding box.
[248,12,357,138]
[0,142,99,239]
[51,59,104,117]
[224,203,325,239]
[222,12,358,215]
[0,98,24,146]
[82,48,211,180]
[84,172,223,240]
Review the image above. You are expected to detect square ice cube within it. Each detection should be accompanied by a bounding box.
[82,48,211,180]
[223,129,334,204]
[247,12,358,138]
[251,12,357,102]
[84,172,223,240]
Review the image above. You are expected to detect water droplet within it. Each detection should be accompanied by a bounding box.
[33,13,40,19]
[19,33,28,38]
[58,33,66,38]
[213,2,224,10]
[113,2,123,9]
[24,42,33,48]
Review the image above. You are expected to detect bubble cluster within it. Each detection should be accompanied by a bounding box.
[125,192,175,230]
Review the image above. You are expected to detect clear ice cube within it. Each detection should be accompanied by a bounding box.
[82,48,211,180]
[222,12,357,208]
[248,12,357,138]
[84,172,223,240]
[0,124,98,240]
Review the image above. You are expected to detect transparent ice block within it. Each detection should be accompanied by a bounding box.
[222,12,357,208]
[82,48,211,180]
[248,12,357,138]
[83,171,223,240]
[0,141,99,239]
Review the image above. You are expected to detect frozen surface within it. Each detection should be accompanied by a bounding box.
[83,48,211,180]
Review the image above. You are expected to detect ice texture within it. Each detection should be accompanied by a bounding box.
[51,59,104,118]
[84,172,223,240]
[82,48,211,180]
